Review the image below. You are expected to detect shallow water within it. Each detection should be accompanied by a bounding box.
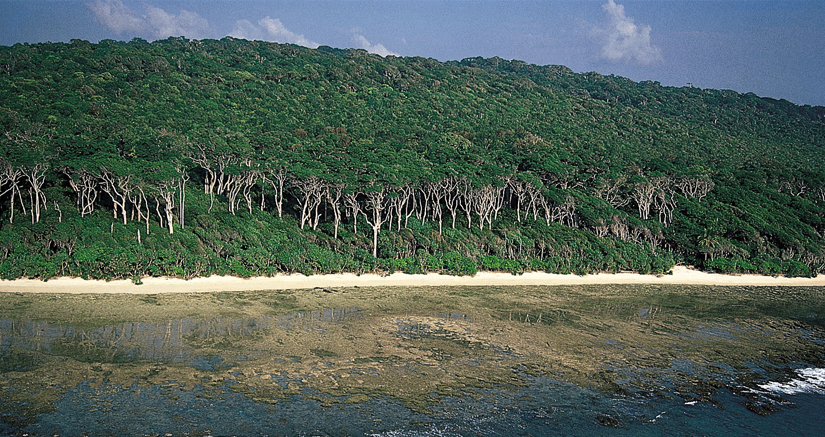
[1,285,824,436]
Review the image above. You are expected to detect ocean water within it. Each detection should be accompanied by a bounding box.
[11,369,825,436]
[1,285,823,436]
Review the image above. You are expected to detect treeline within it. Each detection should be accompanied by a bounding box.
[0,37,823,280]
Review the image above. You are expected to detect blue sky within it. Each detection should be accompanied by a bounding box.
[2,0,824,106]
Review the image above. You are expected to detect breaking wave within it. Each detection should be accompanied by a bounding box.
[758,368,825,395]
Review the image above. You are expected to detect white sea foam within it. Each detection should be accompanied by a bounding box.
[758,368,825,395]
[366,427,462,437]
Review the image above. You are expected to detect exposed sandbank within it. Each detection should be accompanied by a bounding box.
[1,266,824,294]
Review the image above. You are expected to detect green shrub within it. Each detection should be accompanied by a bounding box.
[479,255,502,271]
[757,260,782,276]
[500,259,523,275]
[782,260,811,278]
[705,258,737,273]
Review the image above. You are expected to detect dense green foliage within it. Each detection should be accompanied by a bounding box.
[1,37,823,280]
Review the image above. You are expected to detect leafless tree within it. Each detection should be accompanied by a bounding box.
[344,192,361,235]
[442,176,463,229]
[676,176,714,202]
[290,175,324,229]
[154,181,177,234]
[777,177,808,197]
[631,180,657,220]
[99,169,134,225]
[22,162,48,223]
[0,159,25,223]
[470,184,505,230]
[506,177,528,222]
[325,182,344,239]
[388,183,416,231]
[189,144,234,213]
[362,184,389,258]
[176,166,189,228]
[53,201,62,223]
[263,165,289,218]
[128,185,151,235]
[609,215,630,241]
[653,180,677,227]
[537,194,577,228]
[63,168,99,217]
[416,182,435,222]
[594,175,630,208]
[225,165,259,215]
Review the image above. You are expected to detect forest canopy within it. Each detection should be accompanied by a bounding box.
[1,37,824,281]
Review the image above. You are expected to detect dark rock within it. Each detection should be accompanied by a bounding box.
[596,414,621,427]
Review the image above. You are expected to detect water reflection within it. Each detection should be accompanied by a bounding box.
[276,307,360,331]
[0,307,361,365]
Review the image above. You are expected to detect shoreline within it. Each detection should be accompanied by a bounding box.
[1,266,824,294]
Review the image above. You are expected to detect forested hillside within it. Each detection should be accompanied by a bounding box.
[1,37,824,281]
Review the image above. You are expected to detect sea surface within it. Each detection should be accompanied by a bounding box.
[1,284,823,436]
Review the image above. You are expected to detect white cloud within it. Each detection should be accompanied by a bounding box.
[87,0,210,40]
[259,17,319,48]
[228,16,319,48]
[596,0,662,65]
[227,19,262,40]
[144,5,209,39]
[87,0,144,34]
[353,34,397,57]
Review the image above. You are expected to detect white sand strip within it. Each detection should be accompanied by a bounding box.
[1,266,824,294]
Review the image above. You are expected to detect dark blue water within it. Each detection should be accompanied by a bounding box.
[6,368,823,436]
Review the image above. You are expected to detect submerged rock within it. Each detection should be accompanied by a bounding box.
[745,401,781,416]
[596,414,622,427]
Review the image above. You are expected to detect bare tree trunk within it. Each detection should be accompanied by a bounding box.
[631,181,656,220]
[344,192,361,235]
[128,186,151,232]
[507,178,526,222]
[417,183,433,222]
[264,167,289,218]
[470,185,504,230]
[64,169,99,217]
[177,168,189,228]
[1,161,25,224]
[155,198,164,230]
[362,187,388,258]
[676,176,714,202]
[390,184,415,231]
[242,172,257,214]
[594,175,629,208]
[458,182,473,229]
[99,170,132,225]
[326,183,344,239]
[291,176,324,229]
[442,177,462,229]
[225,175,240,215]
[24,163,48,223]
[154,184,176,234]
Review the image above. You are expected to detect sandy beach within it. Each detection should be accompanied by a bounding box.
[1,266,824,294]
